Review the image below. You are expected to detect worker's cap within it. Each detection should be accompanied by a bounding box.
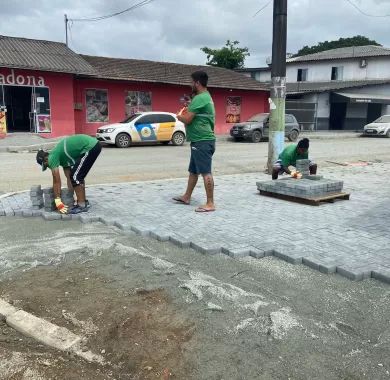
[36,149,49,171]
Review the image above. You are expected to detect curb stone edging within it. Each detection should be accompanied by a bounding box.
[0,298,103,364]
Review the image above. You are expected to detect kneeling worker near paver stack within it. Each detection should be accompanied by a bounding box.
[36,134,101,214]
[272,138,317,180]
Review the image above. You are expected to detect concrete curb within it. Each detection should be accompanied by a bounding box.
[1,210,387,285]
[0,142,57,153]
[0,298,103,364]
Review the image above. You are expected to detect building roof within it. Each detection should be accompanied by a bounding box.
[0,35,96,75]
[82,55,267,91]
[287,45,390,64]
[333,92,390,104]
[287,79,390,94]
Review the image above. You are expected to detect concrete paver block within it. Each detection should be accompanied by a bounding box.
[274,250,303,265]
[336,267,371,281]
[191,242,222,255]
[169,236,192,248]
[150,230,171,242]
[249,249,265,259]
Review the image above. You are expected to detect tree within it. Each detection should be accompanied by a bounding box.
[201,40,250,70]
[295,36,382,57]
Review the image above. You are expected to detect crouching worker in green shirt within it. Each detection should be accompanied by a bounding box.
[36,134,102,214]
[272,138,317,180]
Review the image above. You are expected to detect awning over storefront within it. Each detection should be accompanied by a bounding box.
[332,92,390,104]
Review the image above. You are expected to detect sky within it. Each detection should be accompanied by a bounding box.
[1,0,390,68]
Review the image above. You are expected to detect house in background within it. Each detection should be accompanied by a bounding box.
[237,45,390,130]
[0,35,269,138]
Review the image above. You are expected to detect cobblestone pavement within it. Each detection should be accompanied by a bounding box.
[2,162,390,283]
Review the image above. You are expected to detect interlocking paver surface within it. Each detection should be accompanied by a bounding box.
[2,162,390,282]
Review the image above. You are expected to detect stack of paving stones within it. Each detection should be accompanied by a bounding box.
[257,178,344,198]
[42,187,56,212]
[61,188,75,208]
[30,185,43,210]
[296,159,310,176]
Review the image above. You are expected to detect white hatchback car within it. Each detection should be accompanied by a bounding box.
[96,112,186,148]
[363,115,390,137]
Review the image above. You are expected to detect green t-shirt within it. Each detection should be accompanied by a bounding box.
[278,144,308,167]
[186,91,216,142]
[48,134,98,169]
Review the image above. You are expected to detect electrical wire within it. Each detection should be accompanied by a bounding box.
[253,0,272,18]
[70,0,155,22]
[345,0,390,17]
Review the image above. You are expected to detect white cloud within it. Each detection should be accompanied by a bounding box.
[0,0,389,67]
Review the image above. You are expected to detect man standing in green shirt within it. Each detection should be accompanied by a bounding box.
[272,138,317,180]
[174,71,216,212]
[36,134,102,214]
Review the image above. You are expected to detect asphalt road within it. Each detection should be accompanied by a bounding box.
[2,136,390,192]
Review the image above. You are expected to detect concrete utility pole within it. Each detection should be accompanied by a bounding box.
[64,14,69,47]
[267,0,287,173]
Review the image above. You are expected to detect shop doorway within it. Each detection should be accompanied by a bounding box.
[3,86,33,132]
[1,85,51,133]
[329,102,347,130]
[367,103,382,124]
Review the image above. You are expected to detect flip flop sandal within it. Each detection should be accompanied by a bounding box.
[173,197,190,205]
[195,207,215,213]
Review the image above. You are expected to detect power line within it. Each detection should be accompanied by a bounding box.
[345,0,390,17]
[69,0,155,22]
[253,0,272,18]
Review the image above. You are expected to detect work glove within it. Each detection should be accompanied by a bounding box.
[54,198,68,214]
[291,171,302,179]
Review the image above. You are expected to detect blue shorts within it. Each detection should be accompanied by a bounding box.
[188,140,216,175]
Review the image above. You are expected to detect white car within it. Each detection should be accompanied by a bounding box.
[363,115,390,137]
[96,112,186,148]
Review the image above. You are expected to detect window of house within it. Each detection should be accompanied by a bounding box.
[297,69,308,82]
[331,66,344,81]
[86,89,109,123]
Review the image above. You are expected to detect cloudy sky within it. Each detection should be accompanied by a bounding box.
[1,0,390,67]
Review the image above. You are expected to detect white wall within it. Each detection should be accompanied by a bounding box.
[253,57,390,83]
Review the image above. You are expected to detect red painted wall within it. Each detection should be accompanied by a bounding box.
[74,78,269,136]
[0,68,75,138]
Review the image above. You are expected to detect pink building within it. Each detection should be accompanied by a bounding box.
[0,35,269,138]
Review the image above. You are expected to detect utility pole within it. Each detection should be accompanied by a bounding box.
[64,14,69,47]
[267,0,287,173]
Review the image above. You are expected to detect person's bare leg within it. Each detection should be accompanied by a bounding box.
[196,174,215,211]
[310,164,318,175]
[272,168,279,180]
[74,184,86,206]
[175,173,198,204]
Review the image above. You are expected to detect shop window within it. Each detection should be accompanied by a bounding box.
[86,89,109,123]
[125,91,152,117]
[331,66,343,81]
[34,87,52,133]
[297,68,308,82]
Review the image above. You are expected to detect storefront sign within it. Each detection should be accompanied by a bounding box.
[37,114,52,133]
[0,111,7,134]
[226,96,241,123]
[125,91,152,116]
[0,69,45,87]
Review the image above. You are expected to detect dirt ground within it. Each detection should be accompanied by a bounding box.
[1,218,390,380]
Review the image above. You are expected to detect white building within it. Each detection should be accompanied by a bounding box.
[238,45,390,130]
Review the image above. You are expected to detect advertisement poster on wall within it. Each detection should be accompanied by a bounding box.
[37,115,52,133]
[86,89,109,123]
[226,96,242,123]
[0,110,7,135]
[125,91,152,116]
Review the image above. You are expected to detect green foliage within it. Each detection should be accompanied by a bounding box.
[201,40,250,69]
[295,36,381,57]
